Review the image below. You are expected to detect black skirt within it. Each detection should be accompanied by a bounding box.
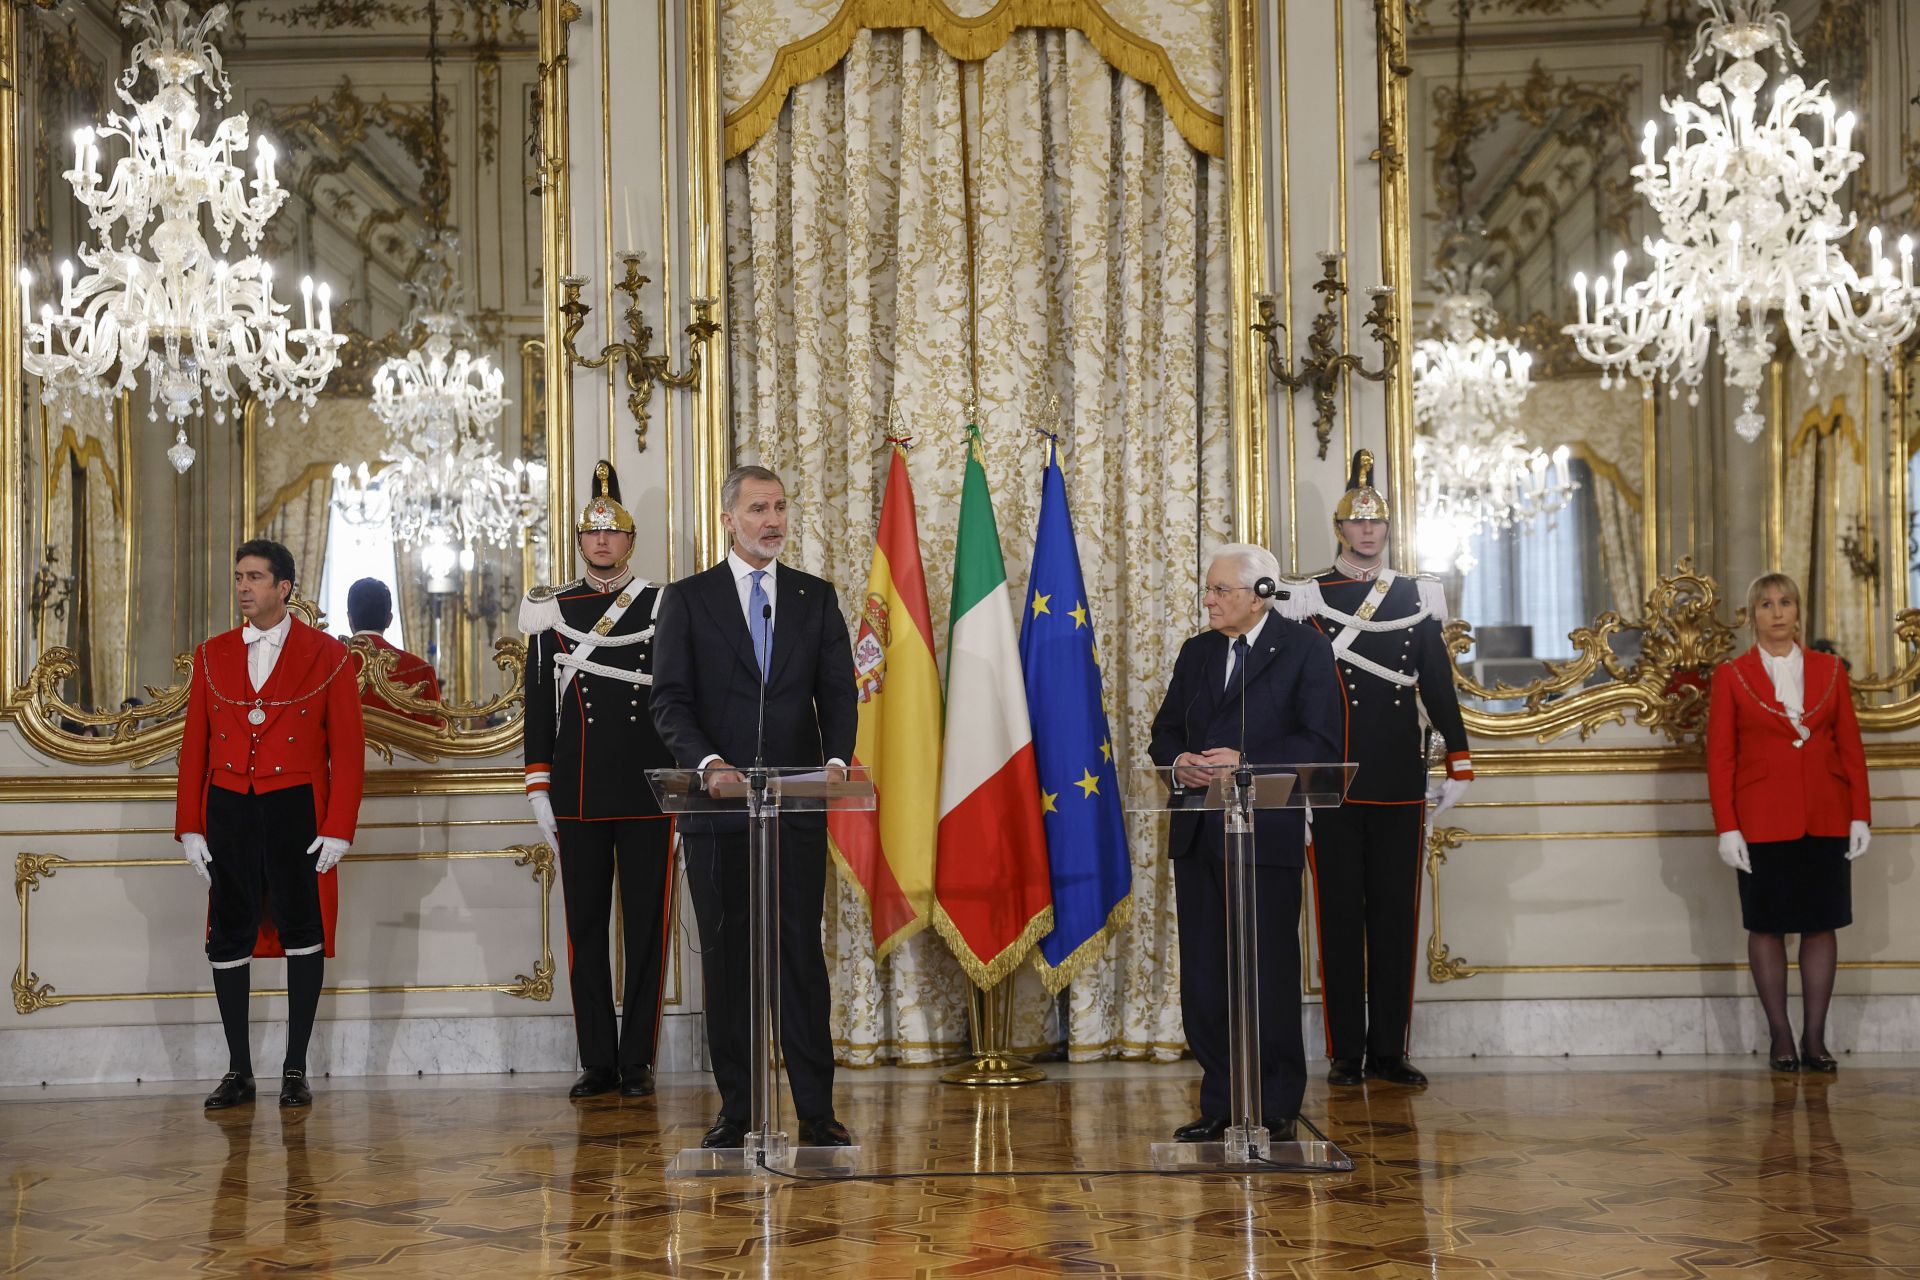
[1737,835,1852,933]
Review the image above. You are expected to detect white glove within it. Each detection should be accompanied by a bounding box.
[307,836,349,874]
[1426,777,1470,819]
[528,790,561,854]
[181,832,212,885]
[1717,830,1751,873]
[1848,820,1871,861]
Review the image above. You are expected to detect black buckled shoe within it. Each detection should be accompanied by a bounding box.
[203,1072,255,1110]
[702,1115,747,1149]
[798,1115,853,1147]
[1364,1055,1429,1087]
[568,1067,620,1099]
[1173,1115,1228,1143]
[618,1067,656,1098]
[278,1070,313,1108]
[1326,1057,1365,1086]
[1799,1038,1838,1074]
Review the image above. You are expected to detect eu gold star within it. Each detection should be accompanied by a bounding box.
[1099,738,1112,763]
[1041,790,1059,813]
[1031,590,1052,619]
[1070,601,1088,629]
[1075,767,1101,798]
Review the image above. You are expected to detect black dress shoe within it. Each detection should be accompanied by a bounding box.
[1365,1055,1429,1086]
[1799,1040,1838,1073]
[798,1115,853,1146]
[568,1067,620,1099]
[1173,1115,1228,1143]
[278,1070,313,1108]
[1265,1116,1298,1143]
[1770,1053,1802,1073]
[701,1115,747,1149]
[204,1072,255,1110]
[1327,1057,1365,1086]
[618,1067,656,1097]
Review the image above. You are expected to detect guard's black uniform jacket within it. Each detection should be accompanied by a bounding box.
[521,574,678,1077]
[521,579,674,817]
[1307,564,1472,1065]
[1310,569,1471,800]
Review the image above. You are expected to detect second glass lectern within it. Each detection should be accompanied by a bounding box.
[647,764,874,1180]
[1127,761,1358,1173]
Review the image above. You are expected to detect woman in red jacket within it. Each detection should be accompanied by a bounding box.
[1707,573,1871,1073]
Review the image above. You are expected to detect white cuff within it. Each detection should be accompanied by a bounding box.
[698,753,722,771]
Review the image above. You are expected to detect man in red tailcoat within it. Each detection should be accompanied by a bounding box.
[175,538,365,1110]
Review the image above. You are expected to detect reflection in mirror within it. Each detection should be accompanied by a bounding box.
[16,0,546,737]
[1407,1,1664,705]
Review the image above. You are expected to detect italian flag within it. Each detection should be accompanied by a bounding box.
[828,445,943,958]
[933,429,1053,988]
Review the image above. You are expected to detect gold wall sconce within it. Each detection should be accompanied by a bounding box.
[1254,252,1399,460]
[559,252,720,452]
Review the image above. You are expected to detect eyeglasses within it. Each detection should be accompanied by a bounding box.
[1200,585,1250,599]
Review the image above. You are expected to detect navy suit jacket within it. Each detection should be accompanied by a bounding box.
[649,560,858,834]
[1147,617,1345,867]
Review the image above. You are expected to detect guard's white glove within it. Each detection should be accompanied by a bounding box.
[1848,820,1871,861]
[307,836,349,874]
[1426,778,1470,819]
[1717,830,1751,873]
[180,832,212,885]
[528,790,561,854]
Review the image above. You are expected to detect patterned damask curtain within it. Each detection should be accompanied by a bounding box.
[725,25,1231,1064]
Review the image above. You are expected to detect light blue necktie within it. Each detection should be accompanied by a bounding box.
[749,569,772,680]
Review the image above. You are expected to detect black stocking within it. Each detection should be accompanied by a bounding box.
[211,963,253,1077]
[1798,930,1838,1058]
[1747,931,1794,1058]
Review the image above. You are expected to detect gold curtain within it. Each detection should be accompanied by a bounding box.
[725,26,1230,1063]
[1782,375,1871,664]
[41,403,132,708]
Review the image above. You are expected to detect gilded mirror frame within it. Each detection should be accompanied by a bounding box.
[0,0,581,767]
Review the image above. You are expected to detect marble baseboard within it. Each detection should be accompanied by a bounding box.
[1385,995,1920,1060]
[0,1012,709,1086]
[8,997,1913,1085]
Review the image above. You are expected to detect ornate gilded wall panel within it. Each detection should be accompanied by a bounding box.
[0,0,582,766]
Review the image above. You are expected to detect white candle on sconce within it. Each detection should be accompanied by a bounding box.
[622,188,637,256]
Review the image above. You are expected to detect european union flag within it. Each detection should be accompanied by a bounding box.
[1020,443,1131,990]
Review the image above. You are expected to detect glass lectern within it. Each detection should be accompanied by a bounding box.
[1127,761,1358,1173]
[647,764,874,1180]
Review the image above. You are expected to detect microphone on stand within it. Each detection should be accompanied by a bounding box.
[751,602,772,797]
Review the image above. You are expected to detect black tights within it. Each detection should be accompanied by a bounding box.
[1748,930,1838,1057]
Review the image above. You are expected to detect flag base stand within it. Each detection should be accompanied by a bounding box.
[940,1053,1047,1087]
[940,979,1045,1087]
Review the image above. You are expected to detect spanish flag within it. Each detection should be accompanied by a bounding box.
[828,445,943,958]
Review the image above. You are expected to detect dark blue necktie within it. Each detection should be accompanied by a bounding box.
[1228,635,1249,689]
[749,570,772,680]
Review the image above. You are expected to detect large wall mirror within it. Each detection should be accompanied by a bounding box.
[6,0,571,763]
[1399,0,1920,744]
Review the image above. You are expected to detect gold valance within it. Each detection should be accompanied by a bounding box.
[722,0,1224,159]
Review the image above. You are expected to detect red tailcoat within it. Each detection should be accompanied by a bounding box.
[355,633,443,727]
[175,618,366,957]
[1707,646,1869,843]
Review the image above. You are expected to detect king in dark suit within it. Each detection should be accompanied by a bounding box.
[650,464,858,1150]
[1148,542,1343,1143]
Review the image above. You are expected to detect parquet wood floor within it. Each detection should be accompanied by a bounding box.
[4,1059,1918,1278]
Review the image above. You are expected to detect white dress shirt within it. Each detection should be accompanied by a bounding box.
[1224,612,1270,689]
[1759,643,1806,734]
[244,612,291,690]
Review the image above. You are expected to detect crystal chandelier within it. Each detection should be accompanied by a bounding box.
[18,0,342,473]
[333,0,544,568]
[1564,0,1917,441]
[1411,2,1574,573]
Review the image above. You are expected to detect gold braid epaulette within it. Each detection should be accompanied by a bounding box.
[199,645,358,714]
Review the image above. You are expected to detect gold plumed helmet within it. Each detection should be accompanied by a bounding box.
[1333,448,1389,525]
[577,460,636,536]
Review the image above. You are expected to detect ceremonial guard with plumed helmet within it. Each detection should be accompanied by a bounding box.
[521,461,677,1099]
